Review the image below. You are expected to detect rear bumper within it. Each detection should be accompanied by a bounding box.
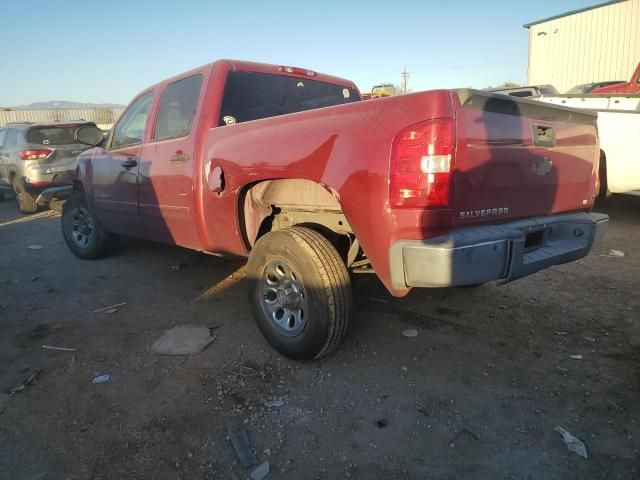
[21,169,74,206]
[389,212,608,289]
[22,161,76,192]
[22,169,74,194]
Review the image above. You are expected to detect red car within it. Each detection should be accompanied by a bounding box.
[592,62,640,94]
[60,60,608,359]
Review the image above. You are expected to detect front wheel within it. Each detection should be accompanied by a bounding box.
[246,227,353,360]
[61,192,111,259]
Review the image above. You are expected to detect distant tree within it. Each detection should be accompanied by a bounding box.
[485,81,521,90]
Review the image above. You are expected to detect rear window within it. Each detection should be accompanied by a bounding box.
[27,126,82,145]
[219,71,360,126]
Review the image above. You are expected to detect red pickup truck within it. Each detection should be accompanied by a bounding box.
[61,60,608,359]
[592,62,640,94]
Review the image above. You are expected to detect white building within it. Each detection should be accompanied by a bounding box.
[525,0,640,93]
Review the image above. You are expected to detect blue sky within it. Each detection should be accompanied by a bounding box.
[0,0,596,106]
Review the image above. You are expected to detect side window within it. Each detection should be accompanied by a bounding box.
[153,75,202,141]
[0,130,6,148]
[111,92,154,149]
[5,129,17,148]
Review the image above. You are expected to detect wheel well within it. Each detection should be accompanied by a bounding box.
[72,180,85,193]
[241,179,359,265]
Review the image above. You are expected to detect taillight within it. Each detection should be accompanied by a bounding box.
[20,149,52,160]
[278,66,317,77]
[390,118,454,208]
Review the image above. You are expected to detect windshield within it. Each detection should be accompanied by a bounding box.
[219,71,360,126]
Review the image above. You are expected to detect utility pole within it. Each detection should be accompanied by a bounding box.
[401,66,410,94]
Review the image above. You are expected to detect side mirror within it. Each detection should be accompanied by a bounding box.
[75,125,104,146]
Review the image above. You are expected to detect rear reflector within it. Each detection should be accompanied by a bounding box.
[390,118,455,208]
[19,149,52,160]
[278,66,317,77]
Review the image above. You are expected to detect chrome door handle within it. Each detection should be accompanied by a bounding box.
[121,158,138,169]
[169,153,190,162]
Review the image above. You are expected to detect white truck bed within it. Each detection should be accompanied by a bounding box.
[538,94,640,197]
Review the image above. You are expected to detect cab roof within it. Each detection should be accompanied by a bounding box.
[147,59,358,92]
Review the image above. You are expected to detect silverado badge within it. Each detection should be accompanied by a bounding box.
[459,207,509,220]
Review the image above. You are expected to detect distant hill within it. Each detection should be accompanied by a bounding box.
[10,101,125,109]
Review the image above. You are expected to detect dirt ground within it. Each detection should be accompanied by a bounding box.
[0,196,638,480]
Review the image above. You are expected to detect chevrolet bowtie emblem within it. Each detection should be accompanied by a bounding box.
[532,157,553,176]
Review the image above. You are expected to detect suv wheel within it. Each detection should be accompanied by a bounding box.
[49,199,65,213]
[61,192,111,259]
[13,178,38,214]
[246,226,352,360]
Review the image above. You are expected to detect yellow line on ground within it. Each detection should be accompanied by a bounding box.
[0,211,60,228]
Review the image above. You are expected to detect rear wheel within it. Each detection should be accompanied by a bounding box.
[246,226,352,360]
[61,192,111,259]
[13,177,38,214]
[596,152,610,205]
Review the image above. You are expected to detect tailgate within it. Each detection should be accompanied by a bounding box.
[453,89,599,225]
[27,125,91,167]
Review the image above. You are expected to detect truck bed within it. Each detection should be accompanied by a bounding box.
[199,88,601,293]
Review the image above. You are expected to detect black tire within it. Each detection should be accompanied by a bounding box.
[61,191,111,259]
[596,152,610,205]
[13,177,38,214]
[246,226,352,360]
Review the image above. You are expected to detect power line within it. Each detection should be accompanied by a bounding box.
[401,66,410,93]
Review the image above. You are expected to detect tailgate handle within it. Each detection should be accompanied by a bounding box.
[532,124,556,147]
